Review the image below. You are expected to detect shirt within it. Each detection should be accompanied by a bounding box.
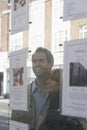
[32,81,49,130]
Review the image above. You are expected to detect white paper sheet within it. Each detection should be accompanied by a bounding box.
[9,120,29,130]
[11,0,29,34]
[9,48,29,111]
[63,0,87,21]
[62,39,87,118]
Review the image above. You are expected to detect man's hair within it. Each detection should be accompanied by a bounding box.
[32,47,54,66]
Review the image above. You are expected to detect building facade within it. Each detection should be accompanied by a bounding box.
[0,0,70,97]
[0,0,9,97]
[71,18,87,40]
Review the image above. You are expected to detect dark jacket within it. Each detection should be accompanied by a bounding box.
[39,93,84,130]
[11,83,35,130]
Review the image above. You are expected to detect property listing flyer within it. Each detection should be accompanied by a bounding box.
[11,0,29,34]
[9,48,29,111]
[63,0,87,21]
[62,39,87,118]
[9,120,29,130]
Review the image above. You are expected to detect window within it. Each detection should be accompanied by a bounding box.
[79,25,87,39]
[53,29,69,52]
[59,0,63,18]
[29,1,45,52]
[54,31,64,51]
[9,32,23,52]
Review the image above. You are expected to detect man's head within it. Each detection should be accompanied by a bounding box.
[32,47,54,79]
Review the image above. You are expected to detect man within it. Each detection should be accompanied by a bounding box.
[11,47,54,130]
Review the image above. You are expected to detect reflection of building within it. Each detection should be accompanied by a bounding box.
[0,0,70,98]
[71,18,87,40]
[70,62,87,86]
[0,72,3,96]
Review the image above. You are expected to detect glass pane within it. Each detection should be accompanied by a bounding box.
[84,26,87,30]
[79,32,83,38]
[84,32,87,38]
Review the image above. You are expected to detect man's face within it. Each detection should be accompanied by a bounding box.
[32,52,51,78]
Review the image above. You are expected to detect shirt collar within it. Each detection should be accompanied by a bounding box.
[32,80,37,93]
[32,80,49,97]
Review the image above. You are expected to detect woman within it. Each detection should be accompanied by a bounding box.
[38,69,84,130]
